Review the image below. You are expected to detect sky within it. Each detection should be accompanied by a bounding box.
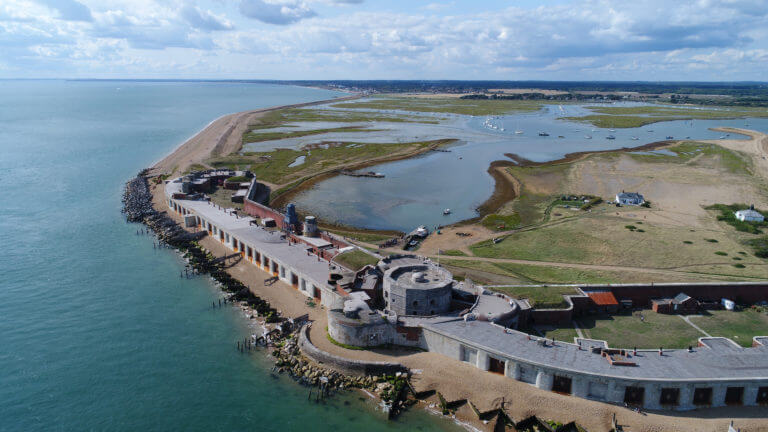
[1,0,767,80]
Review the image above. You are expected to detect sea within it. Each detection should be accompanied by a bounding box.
[0,80,458,431]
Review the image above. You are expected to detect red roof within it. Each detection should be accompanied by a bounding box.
[587,291,619,306]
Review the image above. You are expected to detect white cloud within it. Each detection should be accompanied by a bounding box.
[238,0,317,25]
[180,4,233,31]
[34,0,93,22]
[0,0,767,79]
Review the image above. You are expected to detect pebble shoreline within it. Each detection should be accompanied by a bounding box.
[121,171,412,417]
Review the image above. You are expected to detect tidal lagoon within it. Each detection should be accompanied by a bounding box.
[0,80,457,431]
[291,100,768,231]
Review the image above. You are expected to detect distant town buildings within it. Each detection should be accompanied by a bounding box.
[615,191,645,206]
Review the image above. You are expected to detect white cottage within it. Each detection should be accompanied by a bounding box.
[735,206,764,222]
[615,191,645,206]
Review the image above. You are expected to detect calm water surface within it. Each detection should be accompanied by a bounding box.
[293,100,768,231]
[0,81,458,432]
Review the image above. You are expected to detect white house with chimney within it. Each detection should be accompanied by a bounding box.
[735,205,764,222]
[615,191,645,206]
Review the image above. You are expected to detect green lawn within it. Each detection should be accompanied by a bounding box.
[481,213,522,231]
[333,249,380,271]
[488,285,579,309]
[440,249,468,257]
[576,310,703,349]
[331,96,545,116]
[322,228,397,243]
[469,214,757,271]
[689,309,768,347]
[535,324,580,343]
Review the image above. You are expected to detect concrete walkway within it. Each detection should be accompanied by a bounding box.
[679,315,712,337]
[572,320,585,339]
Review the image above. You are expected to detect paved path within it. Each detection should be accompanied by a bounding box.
[679,315,712,337]
[572,320,585,339]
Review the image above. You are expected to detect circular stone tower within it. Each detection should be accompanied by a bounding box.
[380,256,453,316]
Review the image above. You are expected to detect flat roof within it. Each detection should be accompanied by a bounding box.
[422,319,768,381]
[297,235,332,249]
[175,199,333,287]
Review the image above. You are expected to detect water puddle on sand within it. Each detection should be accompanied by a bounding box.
[288,155,306,167]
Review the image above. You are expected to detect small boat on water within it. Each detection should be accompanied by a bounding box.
[584,135,592,139]
[685,136,691,139]
[720,136,726,139]
[609,129,616,132]
[538,132,550,136]
[606,135,616,140]
[443,208,451,215]
[666,136,674,139]
[647,130,654,132]
[515,130,524,134]
[557,135,565,139]
[631,136,639,140]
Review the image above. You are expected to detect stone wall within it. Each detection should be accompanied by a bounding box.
[327,311,395,347]
[297,324,407,376]
[591,283,768,308]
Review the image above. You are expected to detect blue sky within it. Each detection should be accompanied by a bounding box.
[1,0,767,80]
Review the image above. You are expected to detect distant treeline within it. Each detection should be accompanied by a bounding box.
[269,80,768,98]
[460,93,629,101]
[668,94,768,107]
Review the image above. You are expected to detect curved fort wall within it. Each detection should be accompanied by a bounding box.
[298,325,406,376]
[167,179,768,412]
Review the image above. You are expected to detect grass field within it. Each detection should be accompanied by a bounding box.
[488,285,579,309]
[243,126,378,143]
[481,213,522,231]
[208,138,452,185]
[250,107,442,131]
[322,227,397,243]
[331,96,545,116]
[536,324,580,343]
[502,163,571,226]
[689,309,768,347]
[440,258,708,284]
[332,249,379,271]
[627,141,752,175]
[576,310,703,349]
[562,105,768,128]
[470,212,764,270]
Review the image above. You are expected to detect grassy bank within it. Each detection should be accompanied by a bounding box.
[331,96,545,116]
[243,126,379,143]
[441,258,682,284]
[249,107,441,131]
[332,249,380,271]
[208,138,453,185]
[562,105,768,128]
[489,285,579,309]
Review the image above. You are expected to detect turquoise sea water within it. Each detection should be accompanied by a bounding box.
[0,81,456,431]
